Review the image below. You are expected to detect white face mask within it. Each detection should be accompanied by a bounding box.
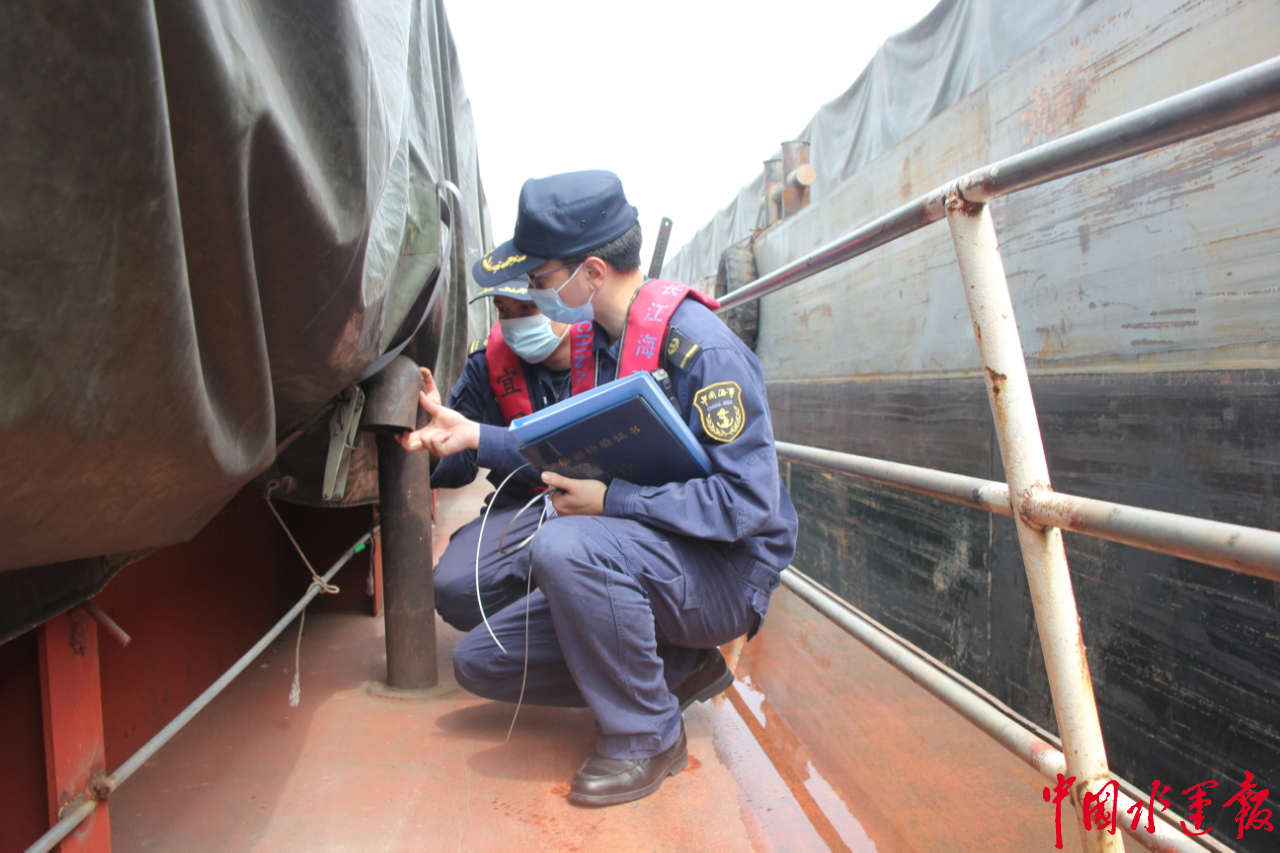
[527,264,594,324]
[499,314,568,363]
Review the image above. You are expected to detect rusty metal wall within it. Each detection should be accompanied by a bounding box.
[753,0,1280,382]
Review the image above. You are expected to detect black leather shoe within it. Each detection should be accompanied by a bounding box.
[674,647,734,712]
[568,723,688,806]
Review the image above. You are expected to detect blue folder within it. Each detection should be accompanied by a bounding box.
[509,372,713,486]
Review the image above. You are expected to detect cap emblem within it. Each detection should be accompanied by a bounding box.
[481,253,528,273]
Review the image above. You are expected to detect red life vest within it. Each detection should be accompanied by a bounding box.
[485,321,596,424]
[486,279,721,422]
[616,279,720,377]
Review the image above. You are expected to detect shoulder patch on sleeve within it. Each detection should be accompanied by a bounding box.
[693,381,746,443]
[468,336,489,356]
[662,325,702,372]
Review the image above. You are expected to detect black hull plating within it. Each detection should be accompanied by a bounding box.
[770,369,1280,847]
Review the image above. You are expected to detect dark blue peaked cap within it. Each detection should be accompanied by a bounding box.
[472,170,638,288]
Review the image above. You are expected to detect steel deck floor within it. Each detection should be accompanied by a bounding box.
[108,481,1091,852]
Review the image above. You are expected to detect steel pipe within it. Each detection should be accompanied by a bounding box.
[377,431,438,690]
[948,197,1119,852]
[25,799,97,853]
[719,55,1280,313]
[360,355,425,434]
[780,140,814,216]
[775,441,1013,517]
[24,531,373,853]
[956,54,1280,204]
[81,600,131,647]
[718,190,943,311]
[1023,490,1280,584]
[781,568,1220,853]
[775,442,1280,581]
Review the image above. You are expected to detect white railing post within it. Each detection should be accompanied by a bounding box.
[946,194,1122,853]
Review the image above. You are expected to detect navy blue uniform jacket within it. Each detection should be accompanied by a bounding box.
[431,298,799,596]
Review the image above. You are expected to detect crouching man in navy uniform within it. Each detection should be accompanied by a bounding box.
[398,170,798,806]
[411,272,720,695]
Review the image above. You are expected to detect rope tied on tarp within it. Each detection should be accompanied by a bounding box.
[263,480,344,707]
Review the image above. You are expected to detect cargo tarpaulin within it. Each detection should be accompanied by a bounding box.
[0,0,491,634]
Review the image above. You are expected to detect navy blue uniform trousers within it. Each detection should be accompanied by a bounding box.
[451,514,759,761]
[435,503,701,694]
[434,502,543,632]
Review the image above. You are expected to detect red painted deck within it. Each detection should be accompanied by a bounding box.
[99,481,1099,852]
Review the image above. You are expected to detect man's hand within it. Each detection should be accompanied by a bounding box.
[543,471,607,517]
[419,366,443,409]
[396,367,480,456]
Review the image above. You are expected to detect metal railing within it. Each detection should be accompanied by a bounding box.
[720,56,1280,853]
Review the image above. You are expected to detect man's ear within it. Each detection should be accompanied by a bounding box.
[581,256,609,290]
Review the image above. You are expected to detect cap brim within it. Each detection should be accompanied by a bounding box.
[472,239,546,288]
[468,283,535,304]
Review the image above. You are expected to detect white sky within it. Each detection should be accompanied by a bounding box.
[445,0,941,270]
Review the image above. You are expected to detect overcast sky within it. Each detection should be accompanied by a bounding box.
[445,0,940,271]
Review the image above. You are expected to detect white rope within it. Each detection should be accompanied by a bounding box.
[289,611,307,707]
[263,487,340,595]
[263,482,340,707]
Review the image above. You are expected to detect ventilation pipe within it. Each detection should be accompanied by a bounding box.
[764,141,816,223]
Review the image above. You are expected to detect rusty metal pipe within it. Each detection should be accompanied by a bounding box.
[781,568,1223,853]
[775,442,1280,581]
[361,356,425,434]
[780,140,812,216]
[786,164,817,188]
[720,55,1280,313]
[365,353,438,690]
[24,532,373,853]
[947,197,1120,853]
[766,166,817,220]
[377,430,437,689]
[1023,490,1280,583]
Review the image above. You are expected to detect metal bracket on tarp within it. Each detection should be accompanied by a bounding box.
[322,383,366,501]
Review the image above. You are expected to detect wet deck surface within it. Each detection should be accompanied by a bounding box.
[111,481,1088,851]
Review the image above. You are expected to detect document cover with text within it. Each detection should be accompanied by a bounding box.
[510,372,712,486]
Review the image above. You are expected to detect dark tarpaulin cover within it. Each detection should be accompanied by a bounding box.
[0,0,491,637]
[663,0,1099,285]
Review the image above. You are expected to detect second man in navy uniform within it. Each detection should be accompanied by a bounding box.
[415,282,575,632]
[400,170,798,806]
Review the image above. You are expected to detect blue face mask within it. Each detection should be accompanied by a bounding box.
[499,314,567,363]
[527,264,594,324]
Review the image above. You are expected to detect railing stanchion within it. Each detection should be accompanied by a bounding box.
[946,195,1121,853]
